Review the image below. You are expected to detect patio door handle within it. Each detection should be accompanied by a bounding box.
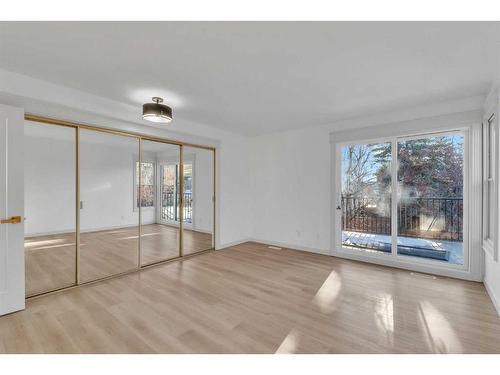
[0,215,22,224]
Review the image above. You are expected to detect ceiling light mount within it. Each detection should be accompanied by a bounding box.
[142,96,172,123]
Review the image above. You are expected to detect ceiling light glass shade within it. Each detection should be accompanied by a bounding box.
[142,97,172,123]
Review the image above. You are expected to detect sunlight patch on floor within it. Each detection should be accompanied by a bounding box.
[24,238,67,248]
[418,300,463,353]
[313,270,342,314]
[374,293,394,345]
[275,329,299,354]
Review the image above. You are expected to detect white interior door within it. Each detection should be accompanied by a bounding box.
[0,104,25,315]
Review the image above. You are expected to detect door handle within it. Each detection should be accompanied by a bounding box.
[0,216,22,224]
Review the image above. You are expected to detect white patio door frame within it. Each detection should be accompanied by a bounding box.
[331,111,483,281]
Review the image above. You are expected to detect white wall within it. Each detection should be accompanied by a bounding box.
[249,126,331,254]
[485,257,500,315]
[216,137,252,247]
[483,85,500,315]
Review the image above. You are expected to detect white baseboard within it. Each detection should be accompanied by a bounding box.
[217,237,489,288]
[80,223,155,234]
[217,238,252,250]
[25,227,76,237]
[184,227,213,235]
[217,237,329,256]
[484,279,500,316]
[247,238,330,256]
[159,221,212,234]
[333,247,481,282]
[26,221,158,237]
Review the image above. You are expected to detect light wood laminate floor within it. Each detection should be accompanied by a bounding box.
[25,224,213,296]
[4,241,500,353]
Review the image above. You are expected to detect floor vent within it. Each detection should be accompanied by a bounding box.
[268,246,282,250]
[410,272,437,280]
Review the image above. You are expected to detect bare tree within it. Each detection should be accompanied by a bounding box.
[342,144,376,196]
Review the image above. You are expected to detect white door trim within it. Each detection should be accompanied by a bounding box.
[0,104,25,315]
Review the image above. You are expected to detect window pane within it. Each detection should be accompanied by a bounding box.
[341,142,392,253]
[139,185,154,207]
[136,162,155,207]
[183,163,193,224]
[161,164,178,222]
[397,134,464,265]
[141,162,154,185]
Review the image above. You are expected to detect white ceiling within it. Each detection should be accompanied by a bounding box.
[1,22,499,136]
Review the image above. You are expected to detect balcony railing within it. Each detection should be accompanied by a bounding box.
[161,192,192,223]
[341,196,463,241]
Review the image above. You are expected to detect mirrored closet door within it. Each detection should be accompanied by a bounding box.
[24,121,77,296]
[139,140,181,266]
[79,129,140,283]
[24,117,216,296]
[181,146,215,255]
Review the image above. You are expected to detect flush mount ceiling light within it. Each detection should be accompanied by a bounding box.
[142,97,172,123]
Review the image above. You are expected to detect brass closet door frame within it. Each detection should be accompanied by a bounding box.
[24,114,216,299]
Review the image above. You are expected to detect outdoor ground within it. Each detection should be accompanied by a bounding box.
[342,231,463,265]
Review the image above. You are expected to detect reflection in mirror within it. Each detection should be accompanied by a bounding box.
[140,140,180,265]
[79,130,139,282]
[24,121,77,296]
[182,146,215,255]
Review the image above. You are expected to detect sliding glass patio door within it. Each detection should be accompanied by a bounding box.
[396,133,464,265]
[340,141,392,254]
[336,130,466,269]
